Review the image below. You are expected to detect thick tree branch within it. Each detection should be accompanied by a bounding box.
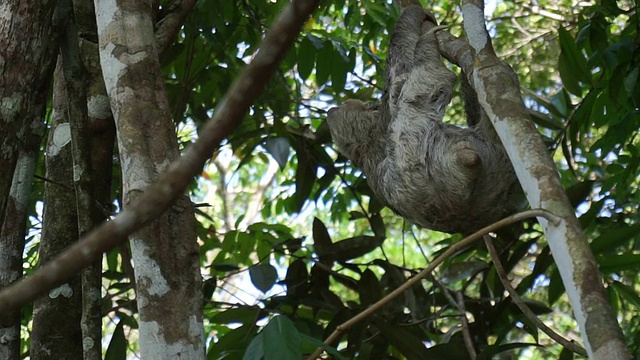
[457,1,631,358]
[0,0,320,315]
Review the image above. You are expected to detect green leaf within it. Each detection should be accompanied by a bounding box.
[528,110,564,130]
[299,333,349,360]
[105,320,127,360]
[610,281,640,311]
[263,316,302,360]
[375,321,428,359]
[565,180,594,207]
[422,333,468,358]
[358,269,383,306]
[440,260,488,284]
[312,217,333,258]
[284,259,308,297]
[293,148,316,212]
[327,235,385,262]
[211,325,257,359]
[559,52,583,96]
[550,89,571,117]
[370,212,386,238]
[558,27,590,95]
[330,42,350,91]
[243,333,264,360]
[211,306,263,326]
[598,254,640,274]
[559,345,575,360]
[479,342,541,359]
[315,41,333,86]
[203,277,216,300]
[624,66,639,105]
[297,36,316,80]
[606,163,624,174]
[264,137,290,170]
[590,225,640,254]
[547,267,564,305]
[249,264,278,293]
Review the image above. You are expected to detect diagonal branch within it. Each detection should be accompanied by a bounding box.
[0,0,320,315]
[483,235,587,357]
[309,209,561,360]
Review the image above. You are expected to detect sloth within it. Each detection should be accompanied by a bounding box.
[326,5,521,234]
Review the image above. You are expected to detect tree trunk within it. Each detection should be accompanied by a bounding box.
[0,1,60,357]
[0,0,59,229]
[0,152,36,359]
[31,60,84,360]
[95,0,205,357]
[454,1,632,358]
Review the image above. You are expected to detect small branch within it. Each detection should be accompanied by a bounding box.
[455,291,477,360]
[483,235,587,357]
[308,209,560,359]
[155,0,197,58]
[0,0,320,315]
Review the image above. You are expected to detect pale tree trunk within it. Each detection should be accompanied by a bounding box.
[31,60,84,360]
[438,1,631,358]
[0,1,60,358]
[95,0,205,358]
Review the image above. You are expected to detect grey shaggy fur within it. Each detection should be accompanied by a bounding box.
[327,6,521,234]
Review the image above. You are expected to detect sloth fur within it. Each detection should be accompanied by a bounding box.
[326,6,521,234]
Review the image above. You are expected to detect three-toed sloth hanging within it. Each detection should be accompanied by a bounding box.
[327,5,521,234]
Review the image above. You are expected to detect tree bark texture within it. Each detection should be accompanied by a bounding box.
[0,1,61,357]
[0,152,35,359]
[0,0,59,230]
[59,1,106,357]
[95,0,205,358]
[30,60,84,360]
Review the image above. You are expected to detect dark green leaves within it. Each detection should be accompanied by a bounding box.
[243,316,301,360]
[264,137,290,170]
[249,264,278,293]
[105,320,127,360]
[558,27,590,95]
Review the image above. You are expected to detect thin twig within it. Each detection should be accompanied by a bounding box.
[308,209,561,359]
[455,291,477,360]
[483,235,587,357]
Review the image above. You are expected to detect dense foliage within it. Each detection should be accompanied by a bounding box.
[19,0,640,359]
